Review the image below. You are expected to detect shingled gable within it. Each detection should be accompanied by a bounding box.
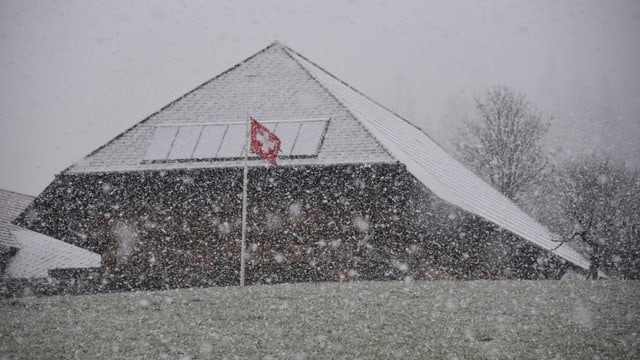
[19,41,589,283]
[65,42,394,174]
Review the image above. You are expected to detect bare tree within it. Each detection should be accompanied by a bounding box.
[456,86,550,201]
[558,155,640,279]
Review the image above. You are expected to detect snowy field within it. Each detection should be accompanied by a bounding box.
[1,280,638,359]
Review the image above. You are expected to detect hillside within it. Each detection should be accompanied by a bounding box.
[1,280,638,359]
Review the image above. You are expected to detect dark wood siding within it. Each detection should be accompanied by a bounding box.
[16,163,568,289]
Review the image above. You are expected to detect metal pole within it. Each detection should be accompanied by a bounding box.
[240,116,250,287]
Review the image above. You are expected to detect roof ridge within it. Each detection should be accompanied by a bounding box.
[279,46,395,161]
[280,44,447,149]
[64,42,283,174]
[270,40,284,48]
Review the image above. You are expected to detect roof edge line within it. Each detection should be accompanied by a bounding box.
[281,46,478,224]
[282,45,591,271]
[59,160,401,176]
[281,45,448,148]
[280,46,396,160]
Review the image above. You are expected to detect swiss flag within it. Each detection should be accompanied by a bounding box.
[250,117,281,165]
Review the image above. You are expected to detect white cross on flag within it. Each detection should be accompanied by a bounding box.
[250,117,281,165]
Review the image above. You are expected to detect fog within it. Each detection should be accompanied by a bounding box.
[1,0,639,195]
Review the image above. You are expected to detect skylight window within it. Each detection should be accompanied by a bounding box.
[143,126,177,161]
[215,124,246,158]
[167,126,202,160]
[143,118,329,162]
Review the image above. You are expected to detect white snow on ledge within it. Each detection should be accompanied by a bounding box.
[5,229,101,279]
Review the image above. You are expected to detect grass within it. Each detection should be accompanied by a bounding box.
[1,280,639,359]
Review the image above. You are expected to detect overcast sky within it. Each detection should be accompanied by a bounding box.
[1,0,639,195]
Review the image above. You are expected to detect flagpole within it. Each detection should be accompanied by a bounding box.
[240,115,250,287]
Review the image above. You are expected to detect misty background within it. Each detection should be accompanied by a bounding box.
[1,0,639,196]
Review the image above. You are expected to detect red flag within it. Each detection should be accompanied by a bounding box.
[250,117,281,165]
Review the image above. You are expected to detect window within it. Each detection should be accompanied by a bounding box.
[143,118,329,162]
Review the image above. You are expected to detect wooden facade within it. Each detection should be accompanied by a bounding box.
[16,163,567,290]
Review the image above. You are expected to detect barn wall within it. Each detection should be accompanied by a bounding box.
[16,163,567,290]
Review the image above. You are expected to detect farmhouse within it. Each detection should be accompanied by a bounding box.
[15,42,589,289]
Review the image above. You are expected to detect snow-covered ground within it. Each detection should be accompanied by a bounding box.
[1,280,638,359]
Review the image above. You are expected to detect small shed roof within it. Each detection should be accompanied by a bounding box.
[5,229,101,279]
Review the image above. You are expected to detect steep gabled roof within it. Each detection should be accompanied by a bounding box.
[0,189,33,250]
[5,229,101,279]
[282,45,589,270]
[61,41,588,270]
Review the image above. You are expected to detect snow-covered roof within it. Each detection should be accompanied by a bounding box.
[0,189,34,250]
[59,41,589,271]
[5,229,101,279]
[283,46,589,270]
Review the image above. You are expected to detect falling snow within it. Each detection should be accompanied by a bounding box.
[0,3,638,357]
[1,281,638,359]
